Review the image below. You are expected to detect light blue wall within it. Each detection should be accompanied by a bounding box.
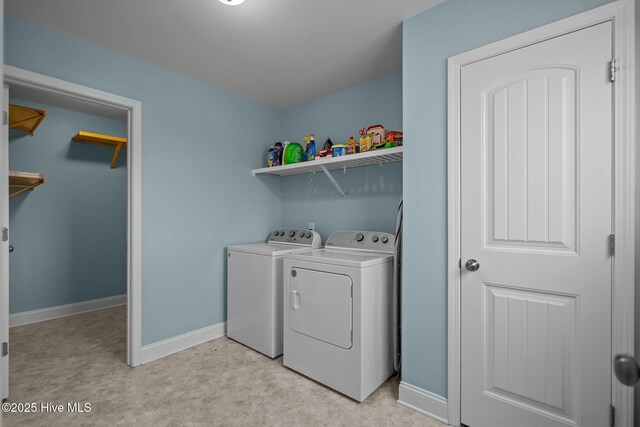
[9,99,127,313]
[402,0,614,397]
[4,14,282,345]
[280,73,403,239]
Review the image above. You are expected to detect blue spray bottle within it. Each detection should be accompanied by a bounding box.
[307,133,316,161]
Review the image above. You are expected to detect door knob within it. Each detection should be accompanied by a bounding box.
[8,245,13,253]
[614,354,640,386]
[465,259,480,272]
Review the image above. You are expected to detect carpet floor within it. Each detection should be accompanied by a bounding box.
[4,306,443,426]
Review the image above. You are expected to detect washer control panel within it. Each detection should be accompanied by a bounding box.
[325,231,395,253]
[268,229,321,247]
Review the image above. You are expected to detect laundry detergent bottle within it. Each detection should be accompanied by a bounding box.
[347,136,357,155]
[284,142,304,164]
[305,134,316,161]
[310,134,316,159]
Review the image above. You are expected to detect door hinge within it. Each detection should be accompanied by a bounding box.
[610,404,615,427]
[1,342,7,357]
[1,227,7,242]
[610,59,618,82]
[609,234,615,256]
[459,258,461,269]
[2,111,7,126]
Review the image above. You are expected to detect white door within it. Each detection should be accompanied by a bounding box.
[460,22,613,426]
[0,86,9,399]
[289,268,352,349]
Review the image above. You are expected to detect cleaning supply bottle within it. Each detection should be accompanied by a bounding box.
[274,142,283,166]
[347,136,356,155]
[284,142,304,164]
[303,136,311,161]
[282,141,291,164]
[308,134,316,161]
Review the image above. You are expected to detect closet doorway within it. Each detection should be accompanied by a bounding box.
[0,66,142,399]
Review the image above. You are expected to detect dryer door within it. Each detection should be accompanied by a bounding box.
[289,268,353,349]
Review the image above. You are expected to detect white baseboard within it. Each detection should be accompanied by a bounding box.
[139,321,226,365]
[10,294,127,328]
[397,381,449,425]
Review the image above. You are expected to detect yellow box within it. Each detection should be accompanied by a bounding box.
[359,135,372,152]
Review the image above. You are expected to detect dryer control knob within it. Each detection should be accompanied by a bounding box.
[299,231,306,237]
[305,233,311,238]
[288,230,296,237]
[381,236,389,244]
[372,236,379,243]
[356,233,364,242]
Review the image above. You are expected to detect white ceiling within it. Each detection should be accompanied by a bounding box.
[6,0,442,109]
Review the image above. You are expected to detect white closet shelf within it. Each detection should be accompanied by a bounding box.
[252,146,403,177]
[252,146,403,197]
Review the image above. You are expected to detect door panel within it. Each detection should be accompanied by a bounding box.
[461,22,612,426]
[483,283,576,420]
[486,68,577,253]
[289,268,352,349]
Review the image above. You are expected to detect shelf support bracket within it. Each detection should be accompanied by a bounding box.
[110,142,124,169]
[319,165,346,197]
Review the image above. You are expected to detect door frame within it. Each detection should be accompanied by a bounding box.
[447,2,636,426]
[3,65,143,367]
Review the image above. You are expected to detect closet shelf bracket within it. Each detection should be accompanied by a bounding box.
[72,131,128,169]
[319,165,346,197]
[9,104,47,135]
[9,174,47,197]
[111,142,125,169]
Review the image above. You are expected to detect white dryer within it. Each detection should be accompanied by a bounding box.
[227,229,321,358]
[283,231,394,402]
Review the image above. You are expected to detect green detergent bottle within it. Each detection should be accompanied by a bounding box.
[284,142,304,164]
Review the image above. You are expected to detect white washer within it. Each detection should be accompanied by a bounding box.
[227,229,321,358]
[283,231,395,402]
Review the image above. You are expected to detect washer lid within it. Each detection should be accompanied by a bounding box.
[285,248,393,268]
[228,243,317,256]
